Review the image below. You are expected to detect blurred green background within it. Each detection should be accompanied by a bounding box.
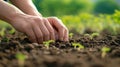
[33,0,120,16]
[0,0,120,35]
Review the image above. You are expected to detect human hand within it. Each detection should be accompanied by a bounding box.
[0,0,69,43]
[10,14,56,44]
[47,17,69,41]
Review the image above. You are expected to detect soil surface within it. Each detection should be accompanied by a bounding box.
[0,31,120,67]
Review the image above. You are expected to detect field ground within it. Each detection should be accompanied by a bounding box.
[0,30,120,67]
[0,12,120,67]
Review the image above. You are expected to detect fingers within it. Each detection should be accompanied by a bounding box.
[63,28,69,41]
[47,17,69,41]
[26,17,55,43]
[24,26,37,43]
[58,26,69,41]
[32,23,43,44]
[23,16,68,44]
[34,18,50,41]
[54,29,58,40]
[43,18,55,40]
[59,26,64,41]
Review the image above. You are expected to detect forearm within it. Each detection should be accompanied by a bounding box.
[10,0,42,16]
[0,1,25,23]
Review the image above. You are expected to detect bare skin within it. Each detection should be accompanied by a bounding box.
[0,0,69,43]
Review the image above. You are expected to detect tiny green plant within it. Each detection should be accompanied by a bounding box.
[16,53,26,67]
[72,43,84,50]
[43,40,55,49]
[77,43,84,50]
[84,34,90,37]
[9,28,15,34]
[90,33,100,39]
[0,28,5,37]
[69,33,73,39]
[101,46,111,58]
[72,43,78,49]
[84,34,91,38]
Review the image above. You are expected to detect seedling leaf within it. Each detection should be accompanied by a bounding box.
[72,43,84,49]
[43,40,55,49]
[16,53,26,67]
[101,47,110,52]
[9,28,15,34]
[69,33,73,39]
[101,47,111,58]
[0,28,5,37]
[91,33,100,39]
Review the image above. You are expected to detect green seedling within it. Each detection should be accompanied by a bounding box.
[77,43,85,50]
[72,43,84,49]
[90,33,100,39]
[101,47,111,58]
[84,34,90,37]
[69,33,73,39]
[0,28,5,37]
[72,43,78,49]
[84,34,91,39]
[9,28,15,34]
[43,40,55,49]
[16,53,26,67]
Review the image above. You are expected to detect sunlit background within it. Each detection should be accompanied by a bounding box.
[0,0,120,35]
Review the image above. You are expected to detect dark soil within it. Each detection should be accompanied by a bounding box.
[0,31,120,67]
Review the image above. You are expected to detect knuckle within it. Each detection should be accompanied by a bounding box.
[43,19,48,23]
[34,17,43,21]
[43,18,47,21]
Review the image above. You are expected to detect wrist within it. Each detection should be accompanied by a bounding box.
[8,13,26,24]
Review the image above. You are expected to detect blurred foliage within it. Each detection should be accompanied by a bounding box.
[93,0,120,14]
[33,0,120,16]
[0,20,11,29]
[0,10,120,35]
[61,10,120,35]
[33,0,92,16]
